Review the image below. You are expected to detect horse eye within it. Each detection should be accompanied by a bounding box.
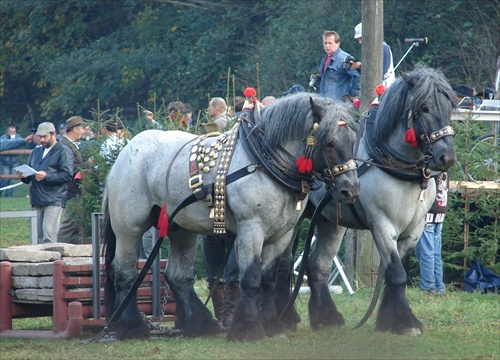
[422,105,430,113]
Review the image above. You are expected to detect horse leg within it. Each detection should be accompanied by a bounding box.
[375,238,423,335]
[165,230,221,337]
[259,232,298,338]
[307,219,346,330]
[275,249,301,331]
[227,226,266,342]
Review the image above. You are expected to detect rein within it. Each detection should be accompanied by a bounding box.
[279,190,334,320]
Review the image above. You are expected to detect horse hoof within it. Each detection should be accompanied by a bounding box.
[276,333,288,340]
[400,327,421,336]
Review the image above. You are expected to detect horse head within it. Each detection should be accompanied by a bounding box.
[261,93,359,203]
[400,69,457,171]
[374,67,457,174]
[307,96,360,203]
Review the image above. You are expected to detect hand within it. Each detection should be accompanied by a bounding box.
[16,170,25,179]
[350,61,361,70]
[35,171,46,181]
[24,134,34,144]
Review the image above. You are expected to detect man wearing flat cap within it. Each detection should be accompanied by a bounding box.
[17,122,74,244]
[57,116,92,244]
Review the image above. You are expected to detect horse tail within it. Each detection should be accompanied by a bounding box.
[101,189,117,319]
[101,190,116,267]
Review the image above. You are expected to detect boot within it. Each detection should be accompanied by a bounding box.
[222,285,240,328]
[211,288,225,327]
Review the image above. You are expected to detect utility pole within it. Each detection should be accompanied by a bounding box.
[354,0,384,288]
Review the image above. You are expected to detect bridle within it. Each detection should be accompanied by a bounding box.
[405,101,455,172]
[300,121,358,189]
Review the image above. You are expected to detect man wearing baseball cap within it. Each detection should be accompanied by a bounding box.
[17,122,74,244]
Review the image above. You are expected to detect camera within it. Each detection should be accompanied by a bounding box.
[342,55,357,71]
[309,74,320,90]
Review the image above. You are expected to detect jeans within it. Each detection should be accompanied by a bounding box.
[34,205,63,244]
[202,233,239,289]
[1,162,18,197]
[415,223,445,293]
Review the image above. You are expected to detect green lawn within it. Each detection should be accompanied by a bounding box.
[0,192,32,248]
[1,288,499,360]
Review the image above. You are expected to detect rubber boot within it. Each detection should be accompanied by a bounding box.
[222,285,240,328]
[211,288,225,328]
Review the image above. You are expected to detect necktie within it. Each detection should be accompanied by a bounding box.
[323,55,332,74]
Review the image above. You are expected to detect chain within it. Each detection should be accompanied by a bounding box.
[81,324,115,344]
[143,280,171,331]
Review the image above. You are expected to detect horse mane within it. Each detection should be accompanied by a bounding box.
[374,66,458,141]
[259,93,356,148]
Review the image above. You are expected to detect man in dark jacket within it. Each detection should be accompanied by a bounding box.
[18,122,74,244]
[57,116,91,244]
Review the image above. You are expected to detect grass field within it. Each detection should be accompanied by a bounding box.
[1,195,499,359]
[1,288,499,360]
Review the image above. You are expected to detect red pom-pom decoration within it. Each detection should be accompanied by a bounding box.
[296,155,313,173]
[352,99,361,109]
[158,203,169,237]
[404,128,418,147]
[375,84,386,96]
[244,87,257,98]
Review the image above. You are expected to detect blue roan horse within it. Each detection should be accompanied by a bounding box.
[101,93,360,341]
[276,67,457,335]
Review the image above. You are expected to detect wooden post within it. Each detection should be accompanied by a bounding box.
[353,0,384,287]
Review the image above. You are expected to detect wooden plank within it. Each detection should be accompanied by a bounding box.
[450,181,500,190]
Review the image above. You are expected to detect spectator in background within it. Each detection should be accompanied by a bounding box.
[58,116,93,244]
[282,84,306,97]
[202,233,240,328]
[208,97,229,132]
[56,123,66,141]
[316,30,360,101]
[143,110,165,130]
[353,23,396,88]
[415,172,449,296]
[17,122,73,244]
[100,115,126,165]
[261,95,277,106]
[1,126,26,197]
[167,101,188,128]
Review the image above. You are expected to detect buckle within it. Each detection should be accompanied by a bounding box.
[188,174,203,189]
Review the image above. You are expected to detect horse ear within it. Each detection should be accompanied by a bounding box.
[310,97,325,123]
[401,72,418,88]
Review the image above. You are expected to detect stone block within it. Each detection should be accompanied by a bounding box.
[15,288,53,302]
[62,257,93,265]
[0,249,61,262]
[12,276,54,289]
[11,262,54,276]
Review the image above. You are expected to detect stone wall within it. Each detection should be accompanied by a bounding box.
[0,244,94,302]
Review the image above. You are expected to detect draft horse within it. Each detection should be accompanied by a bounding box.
[101,93,360,341]
[277,67,457,335]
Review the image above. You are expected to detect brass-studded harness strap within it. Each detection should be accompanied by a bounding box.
[421,125,454,144]
[214,122,240,234]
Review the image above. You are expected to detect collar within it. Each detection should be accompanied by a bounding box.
[63,134,80,149]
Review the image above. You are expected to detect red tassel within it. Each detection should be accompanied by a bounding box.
[305,158,313,172]
[243,87,257,98]
[352,99,361,109]
[375,84,386,96]
[158,204,169,237]
[296,155,313,173]
[404,128,418,147]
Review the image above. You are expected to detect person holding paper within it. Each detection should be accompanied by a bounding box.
[17,122,74,244]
